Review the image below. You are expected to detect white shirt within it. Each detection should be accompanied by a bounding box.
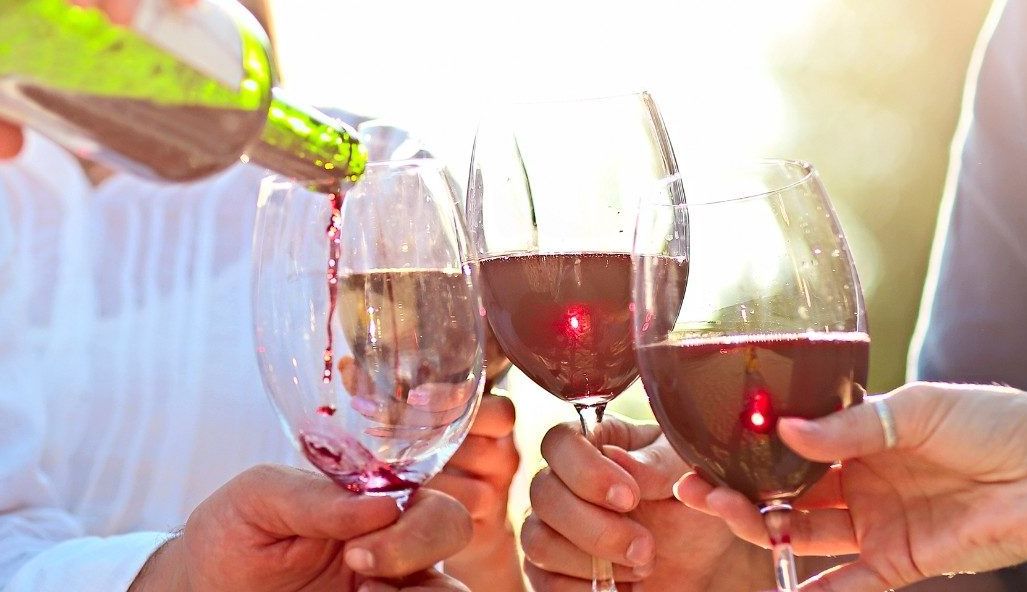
[0,131,303,590]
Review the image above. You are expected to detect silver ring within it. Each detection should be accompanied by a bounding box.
[872,398,898,449]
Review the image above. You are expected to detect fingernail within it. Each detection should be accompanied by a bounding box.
[626,536,654,565]
[345,548,375,572]
[606,484,635,511]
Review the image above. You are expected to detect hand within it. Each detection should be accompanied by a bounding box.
[129,464,473,592]
[0,0,200,160]
[676,382,1027,591]
[428,393,524,591]
[521,417,775,591]
[69,0,197,25]
[0,119,22,159]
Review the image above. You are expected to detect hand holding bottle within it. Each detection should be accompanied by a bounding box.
[0,120,20,159]
[0,0,199,160]
[676,382,1027,591]
[69,0,197,25]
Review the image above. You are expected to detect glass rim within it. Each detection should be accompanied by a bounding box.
[644,158,817,208]
[259,157,450,189]
[483,89,654,108]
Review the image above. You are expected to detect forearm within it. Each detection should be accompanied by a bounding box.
[129,536,190,592]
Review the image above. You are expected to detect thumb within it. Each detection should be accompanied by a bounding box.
[227,465,401,540]
[602,436,689,500]
[0,119,23,159]
[777,396,897,463]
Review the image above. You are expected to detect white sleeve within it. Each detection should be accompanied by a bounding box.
[4,533,170,592]
[0,163,169,591]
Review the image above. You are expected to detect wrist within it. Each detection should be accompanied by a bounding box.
[129,535,191,592]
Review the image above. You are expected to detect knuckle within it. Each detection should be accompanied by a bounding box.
[367,538,411,578]
[499,439,521,478]
[523,561,569,592]
[529,467,555,507]
[242,463,279,484]
[540,422,579,460]
[484,392,517,421]
[463,479,496,519]
[589,519,628,558]
[519,517,547,565]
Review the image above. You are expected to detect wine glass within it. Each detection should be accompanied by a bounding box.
[466,92,679,592]
[632,159,869,591]
[253,159,486,509]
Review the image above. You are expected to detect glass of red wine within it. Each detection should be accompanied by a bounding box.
[253,159,486,509]
[632,159,869,592]
[466,92,679,592]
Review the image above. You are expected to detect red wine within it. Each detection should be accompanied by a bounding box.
[480,252,687,405]
[638,332,869,503]
[323,190,344,384]
[300,431,421,495]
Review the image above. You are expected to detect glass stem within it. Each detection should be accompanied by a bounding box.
[760,501,799,592]
[574,403,618,592]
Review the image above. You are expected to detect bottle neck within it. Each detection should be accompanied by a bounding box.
[247,89,367,190]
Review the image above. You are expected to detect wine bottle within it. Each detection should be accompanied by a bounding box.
[0,0,366,185]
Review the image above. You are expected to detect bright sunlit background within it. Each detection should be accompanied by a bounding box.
[271,0,995,519]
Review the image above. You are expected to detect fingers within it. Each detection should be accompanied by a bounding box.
[469,393,516,439]
[99,0,140,25]
[529,467,655,567]
[427,473,496,521]
[520,513,648,582]
[0,119,23,159]
[442,434,519,482]
[344,489,473,579]
[800,561,893,592]
[541,422,640,512]
[793,465,846,510]
[672,471,717,515]
[602,434,689,500]
[778,398,893,463]
[358,568,471,592]
[703,487,859,556]
[229,464,401,540]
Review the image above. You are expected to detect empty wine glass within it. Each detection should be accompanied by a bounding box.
[253,159,486,508]
[632,159,869,591]
[467,92,679,592]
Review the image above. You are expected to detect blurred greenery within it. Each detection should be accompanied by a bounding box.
[765,0,993,392]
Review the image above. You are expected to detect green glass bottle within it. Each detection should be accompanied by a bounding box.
[0,0,366,185]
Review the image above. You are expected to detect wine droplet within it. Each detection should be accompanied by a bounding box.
[316,405,336,416]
